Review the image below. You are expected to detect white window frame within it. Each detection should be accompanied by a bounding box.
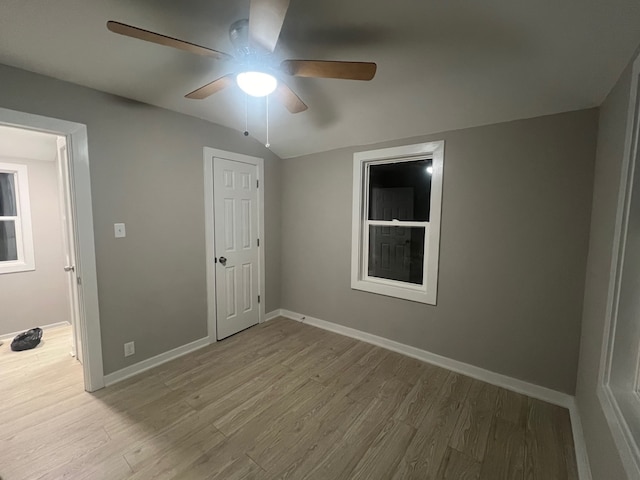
[0,162,34,274]
[351,141,444,305]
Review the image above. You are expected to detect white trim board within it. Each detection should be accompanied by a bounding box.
[103,337,209,387]
[569,398,594,480]
[265,309,282,322]
[278,309,592,480]
[0,321,71,341]
[351,141,444,305]
[0,107,103,393]
[281,309,571,406]
[595,49,640,479]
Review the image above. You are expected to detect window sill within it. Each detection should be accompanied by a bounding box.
[0,261,35,275]
[351,278,436,305]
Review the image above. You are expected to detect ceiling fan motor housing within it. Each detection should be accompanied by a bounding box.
[229,19,250,55]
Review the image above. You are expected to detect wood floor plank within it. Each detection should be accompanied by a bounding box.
[479,417,525,480]
[245,381,352,458]
[0,319,580,480]
[449,382,499,461]
[218,377,326,441]
[122,409,225,471]
[495,387,528,427]
[247,389,364,474]
[436,447,482,480]
[310,341,374,384]
[394,365,450,428]
[271,397,396,480]
[557,405,580,480]
[31,425,132,480]
[391,372,473,480]
[126,424,225,479]
[212,367,311,435]
[169,451,267,480]
[524,398,573,480]
[185,363,290,411]
[3,426,113,479]
[350,419,417,480]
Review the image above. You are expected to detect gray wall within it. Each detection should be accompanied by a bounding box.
[0,156,68,336]
[281,109,598,394]
[575,63,634,478]
[0,63,282,375]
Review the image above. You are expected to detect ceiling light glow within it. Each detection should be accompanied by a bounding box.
[236,71,277,97]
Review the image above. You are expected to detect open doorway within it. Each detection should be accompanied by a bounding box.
[0,126,85,381]
[0,107,103,392]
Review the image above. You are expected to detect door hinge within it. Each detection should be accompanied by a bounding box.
[77,277,82,285]
[256,179,259,188]
[258,295,261,303]
[257,238,260,247]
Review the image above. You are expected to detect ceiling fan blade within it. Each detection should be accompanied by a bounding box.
[185,75,235,99]
[249,0,290,52]
[280,60,377,81]
[107,21,232,61]
[273,83,308,114]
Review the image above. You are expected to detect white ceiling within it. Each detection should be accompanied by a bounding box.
[0,125,58,162]
[1,0,639,159]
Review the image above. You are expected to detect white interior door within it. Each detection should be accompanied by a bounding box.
[214,157,260,339]
[56,136,82,363]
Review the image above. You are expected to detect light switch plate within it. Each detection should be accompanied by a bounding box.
[114,223,126,238]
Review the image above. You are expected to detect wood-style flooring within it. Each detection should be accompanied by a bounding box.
[0,318,579,480]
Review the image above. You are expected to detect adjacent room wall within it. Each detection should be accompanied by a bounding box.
[574,60,636,479]
[0,156,68,337]
[281,109,598,394]
[0,63,282,375]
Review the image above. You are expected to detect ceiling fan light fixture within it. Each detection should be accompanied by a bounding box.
[236,71,277,97]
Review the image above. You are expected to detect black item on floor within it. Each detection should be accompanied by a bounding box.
[11,328,43,351]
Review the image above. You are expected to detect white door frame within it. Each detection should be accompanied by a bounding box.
[596,51,640,478]
[204,147,265,343]
[0,107,104,392]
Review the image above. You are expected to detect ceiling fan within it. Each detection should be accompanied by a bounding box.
[107,0,377,114]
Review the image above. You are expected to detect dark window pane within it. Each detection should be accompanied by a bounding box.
[368,225,424,284]
[0,220,18,261]
[368,159,432,221]
[0,173,17,216]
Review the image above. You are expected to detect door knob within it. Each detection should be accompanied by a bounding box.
[219,256,227,266]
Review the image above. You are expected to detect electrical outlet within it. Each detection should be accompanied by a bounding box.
[124,341,135,357]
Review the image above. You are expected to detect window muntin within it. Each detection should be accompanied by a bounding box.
[351,142,444,305]
[0,163,34,274]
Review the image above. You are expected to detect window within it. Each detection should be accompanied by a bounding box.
[351,141,444,304]
[0,162,34,274]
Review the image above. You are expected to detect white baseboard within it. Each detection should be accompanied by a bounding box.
[279,309,592,480]
[0,321,71,341]
[264,309,282,322]
[569,398,593,480]
[281,309,571,406]
[103,337,210,387]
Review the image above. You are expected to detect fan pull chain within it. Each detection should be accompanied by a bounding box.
[265,94,270,148]
[243,93,249,137]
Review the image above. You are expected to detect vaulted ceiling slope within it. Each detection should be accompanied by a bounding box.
[1,0,639,158]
